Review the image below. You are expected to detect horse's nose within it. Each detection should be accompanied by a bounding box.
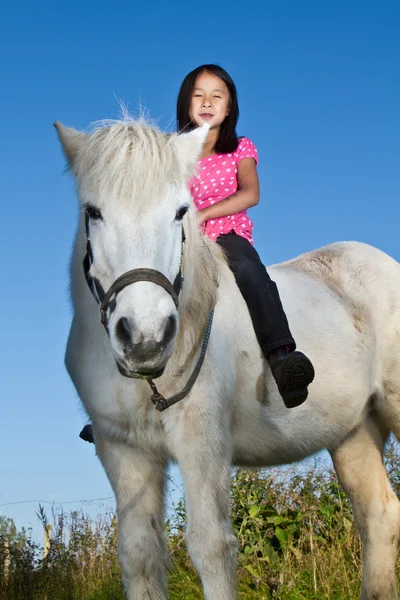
[115,314,177,353]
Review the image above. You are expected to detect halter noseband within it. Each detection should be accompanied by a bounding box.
[84,212,184,329]
[82,212,214,412]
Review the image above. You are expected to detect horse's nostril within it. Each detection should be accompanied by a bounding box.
[116,314,176,353]
[116,317,133,346]
[163,314,177,346]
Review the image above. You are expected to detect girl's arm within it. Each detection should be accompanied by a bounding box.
[196,158,260,225]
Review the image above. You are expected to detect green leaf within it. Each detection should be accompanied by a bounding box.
[343,517,352,531]
[244,565,260,579]
[318,504,335,519]
[262,541,280,564]
[249,505,260,518]
[275,526,287,549]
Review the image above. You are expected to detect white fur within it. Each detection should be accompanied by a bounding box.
[55,117,400,600]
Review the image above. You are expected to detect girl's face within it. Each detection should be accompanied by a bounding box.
[189,72,230,130]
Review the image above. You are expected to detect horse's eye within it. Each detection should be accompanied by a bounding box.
[176,206,189,221]
[85,205,102,220]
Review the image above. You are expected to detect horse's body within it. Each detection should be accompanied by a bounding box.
[55,118,400,600]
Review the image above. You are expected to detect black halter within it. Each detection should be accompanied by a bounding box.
[83,211,185,323]
[82,213,214,412]
[83,211,106,305]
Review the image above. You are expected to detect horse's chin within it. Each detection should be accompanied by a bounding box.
[116,360,165,380]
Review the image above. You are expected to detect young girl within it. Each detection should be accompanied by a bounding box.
[177,64,315,408]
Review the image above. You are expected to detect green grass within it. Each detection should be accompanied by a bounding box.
[1,441,399,599]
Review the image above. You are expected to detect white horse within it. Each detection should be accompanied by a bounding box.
[55,117,400,600]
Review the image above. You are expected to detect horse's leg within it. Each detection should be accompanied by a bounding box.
[95,434,167,600]
[175,410,237,600]
[331,418,400,600]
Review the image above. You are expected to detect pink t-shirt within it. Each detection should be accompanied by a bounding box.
[189,137,258,245]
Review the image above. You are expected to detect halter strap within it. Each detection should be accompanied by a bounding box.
[100,268,179,327]
[83,212,106,304]
[81,214,216,413]
[83,212,185,329]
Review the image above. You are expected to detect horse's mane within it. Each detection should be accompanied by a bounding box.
[177,210,223,352]
[73,115,222,351]
[74,115,184,201]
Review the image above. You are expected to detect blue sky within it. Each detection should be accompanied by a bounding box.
[0,0,399,542]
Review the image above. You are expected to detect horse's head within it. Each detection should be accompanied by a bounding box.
[55,118,209,379]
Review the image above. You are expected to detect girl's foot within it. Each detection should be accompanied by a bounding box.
[80,424,94,444]
[268,348,315,408]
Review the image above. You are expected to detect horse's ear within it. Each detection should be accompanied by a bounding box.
[53,121,87,168]
[174,124,209,180]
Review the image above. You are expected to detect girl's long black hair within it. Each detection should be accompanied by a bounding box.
[176,64,239,154]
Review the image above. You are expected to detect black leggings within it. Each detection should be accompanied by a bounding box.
[216,232,295,357]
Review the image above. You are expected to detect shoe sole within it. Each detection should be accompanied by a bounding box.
[80,424,94,444]
[282,353,315,409]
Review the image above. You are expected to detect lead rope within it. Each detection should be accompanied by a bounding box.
[148,240,219,412]
[148,308,214,411]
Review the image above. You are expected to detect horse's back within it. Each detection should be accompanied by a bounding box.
[272,241,400,331]
[275,241,400,292]
[270,240,400,396]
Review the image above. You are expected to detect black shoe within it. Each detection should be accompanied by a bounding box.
[268,349,315,408]
[79,424,94,444]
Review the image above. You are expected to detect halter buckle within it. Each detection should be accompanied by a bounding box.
[148,380,168,412]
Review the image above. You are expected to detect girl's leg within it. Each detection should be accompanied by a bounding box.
[216,233,294,354]
[216,232,314,407]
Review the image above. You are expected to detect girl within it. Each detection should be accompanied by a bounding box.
[177,64,315,408]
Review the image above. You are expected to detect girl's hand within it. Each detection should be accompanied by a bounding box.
[196,210,207,226]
